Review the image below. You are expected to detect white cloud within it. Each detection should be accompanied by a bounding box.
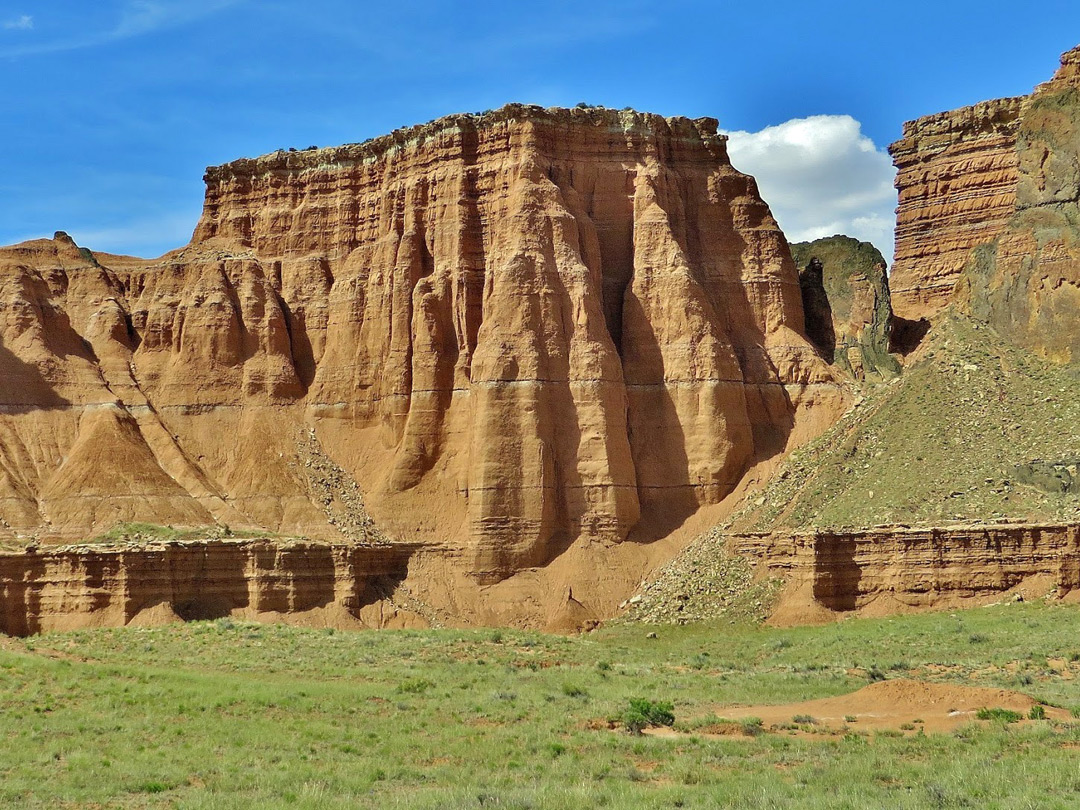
[723,115,897,264]
[64,211,199,258]
[1,1,239,57]
[3,14,33,30]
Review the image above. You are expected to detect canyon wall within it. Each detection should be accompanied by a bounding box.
[0,105,842,599]
[732,523,1080,619]
[889,97,1025,322]
[890,43,1080,347]
[0,539,421,636]
[957,46,1080,364]
[8,521,1076,636]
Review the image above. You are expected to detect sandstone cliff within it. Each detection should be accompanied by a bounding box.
[889,97,1024,323]
[732,522,1080,622]
[889,43,1080,344]
[0,105,843,622]
[0,538,422,635]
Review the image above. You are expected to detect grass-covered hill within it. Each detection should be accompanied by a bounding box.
[730,315,1080,532]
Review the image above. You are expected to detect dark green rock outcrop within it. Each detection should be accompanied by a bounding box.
[791,235,900,381]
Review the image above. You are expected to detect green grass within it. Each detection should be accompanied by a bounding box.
[976,707,1023,723]
[5,602,1080,807]
[87,522,282,545]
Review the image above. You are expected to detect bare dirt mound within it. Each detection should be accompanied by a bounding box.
[714,679,1066,734]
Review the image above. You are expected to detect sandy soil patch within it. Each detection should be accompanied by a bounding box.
[680,679,1070,736]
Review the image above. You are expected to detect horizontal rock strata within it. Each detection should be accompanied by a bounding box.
[732,523,1080,614]
[0,539,420,636]
[889,97,1025,322]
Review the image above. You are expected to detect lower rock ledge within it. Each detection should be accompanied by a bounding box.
[729,522,1080,623]
[0,539,427,636]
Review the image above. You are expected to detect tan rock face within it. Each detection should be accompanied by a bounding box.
[0,539,419,636]
[733,523,1080,619]
[0,105,839,590]
[889,97,1025,322]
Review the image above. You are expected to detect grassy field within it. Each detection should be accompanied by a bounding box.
[5,604,1080,808]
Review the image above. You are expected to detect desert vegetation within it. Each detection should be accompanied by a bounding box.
[5,602,1080,807]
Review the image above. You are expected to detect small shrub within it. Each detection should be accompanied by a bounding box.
[396,677,434,694]
[976,707,1023,723]
[562,683,588,699]
[792,714,816,725]
[1029,704,1047,720]
[740,717,765,736]
[622,698,675,735]
[844,715,857,723]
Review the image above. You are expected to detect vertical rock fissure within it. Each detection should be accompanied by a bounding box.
[458,128,486,378]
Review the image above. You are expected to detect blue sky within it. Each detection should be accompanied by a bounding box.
[3,1,1079,261]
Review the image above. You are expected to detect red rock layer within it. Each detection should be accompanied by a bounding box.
[733,523,1080,616]
[0,539,419,636]
[0,105,840,586]
[889,97,1025,322]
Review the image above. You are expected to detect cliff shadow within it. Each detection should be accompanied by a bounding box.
[619,294,699,541]
[0,554,48,636]
[890,315,931,356]
[798,257,836,363]
[171,546,250,620]
[812,534,862,612]
[279,298,317,392]
[0,340,73,412]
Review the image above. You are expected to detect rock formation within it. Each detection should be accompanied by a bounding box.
[732,522,1080,621]
[889,98,1025,322]
[0,105,842,603]
[0,538,421,636]
[790,235,900,380]
[890,44,1080,359]
[957,46,1080,365]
